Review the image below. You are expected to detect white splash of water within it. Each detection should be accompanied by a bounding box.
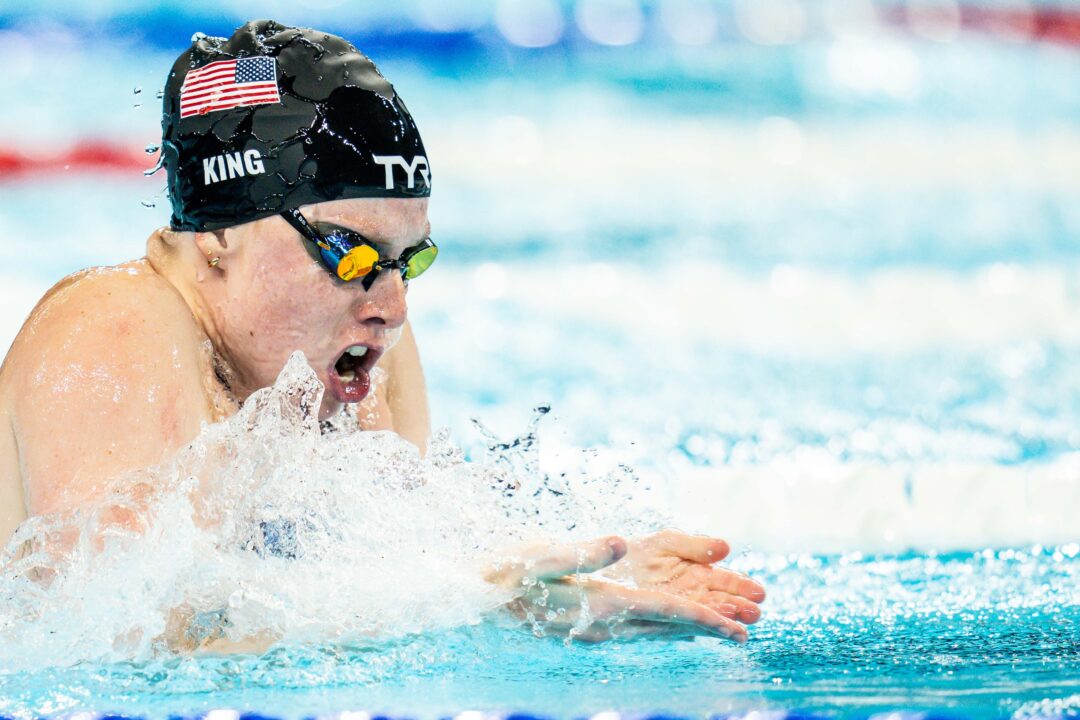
[0,352,659,671]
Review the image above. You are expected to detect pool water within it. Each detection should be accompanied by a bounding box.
[2,549,1077,719]
[1,5,1079,719]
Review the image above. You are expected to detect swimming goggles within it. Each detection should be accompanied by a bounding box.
[281,208,438,291]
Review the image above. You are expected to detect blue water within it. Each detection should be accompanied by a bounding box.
[2,549,1077,719]
[1,4,1080,719]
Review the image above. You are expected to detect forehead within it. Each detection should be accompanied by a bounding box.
[301,197,430,244]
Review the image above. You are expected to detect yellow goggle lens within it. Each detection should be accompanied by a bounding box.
[405,244,438,280]
[336,245,380,282]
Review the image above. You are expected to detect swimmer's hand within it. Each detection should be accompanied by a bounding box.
[485,535,750,643]
[601,530,766,627]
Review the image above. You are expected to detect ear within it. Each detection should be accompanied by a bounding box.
[192,229,231,266]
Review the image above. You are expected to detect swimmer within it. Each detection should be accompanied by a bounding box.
[0,21,764,647]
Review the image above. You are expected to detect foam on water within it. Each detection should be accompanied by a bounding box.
[0,353,662,672]
[1,547,1076,720]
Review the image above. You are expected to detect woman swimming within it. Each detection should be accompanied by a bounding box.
[0,20,764,647]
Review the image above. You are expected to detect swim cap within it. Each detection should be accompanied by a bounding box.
[161,20,430,232]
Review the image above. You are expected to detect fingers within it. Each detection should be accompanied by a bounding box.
[705,591,761,624]
[487,536,628,586]
[654,529,730,565]
[615,586,748,643]
[648,530,767,604]
[531,536,628,580]
[512,579,751,644]
[707,568,767,603]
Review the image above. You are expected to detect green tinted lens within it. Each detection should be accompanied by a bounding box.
[404,243,438,280]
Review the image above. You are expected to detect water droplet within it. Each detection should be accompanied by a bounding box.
[133,103,142,109]
[140,200,156,208]
[144,143,160,155]
[133,86,142,95]
[156,90,164,100]
[144,154,165,177]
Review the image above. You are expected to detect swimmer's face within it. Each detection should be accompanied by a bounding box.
[208,197,429,419]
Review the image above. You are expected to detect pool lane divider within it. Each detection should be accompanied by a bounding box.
[0,140,150,180]
[883,3,1080,46]
[1,711,1061,720]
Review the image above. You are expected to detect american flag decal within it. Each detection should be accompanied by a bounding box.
[180,57,280,118]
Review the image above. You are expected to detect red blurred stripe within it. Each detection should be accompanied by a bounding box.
[0,140,148,179]
[1006,7,1080,46]
[959,6,1080,45]
[883,3,1080,46]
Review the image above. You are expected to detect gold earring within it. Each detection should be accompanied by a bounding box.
[208,257,220,268]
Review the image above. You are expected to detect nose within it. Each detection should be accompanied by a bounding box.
[354,268,407,329]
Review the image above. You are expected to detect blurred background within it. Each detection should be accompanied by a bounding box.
[0,0,1078,553]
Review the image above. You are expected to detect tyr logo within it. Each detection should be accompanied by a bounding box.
[372,155,430,190]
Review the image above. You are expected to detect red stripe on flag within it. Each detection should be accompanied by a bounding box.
[183,73,237,92]
[199,95,279,111]
[183,67,236,84]
[183,65,235,81]
[180,82,278,105]
[182,60,237,83]
[179,87,280,108]
[179,95,279,113]
[179,92,281,117]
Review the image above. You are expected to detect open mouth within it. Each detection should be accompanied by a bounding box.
[326,344,383,403]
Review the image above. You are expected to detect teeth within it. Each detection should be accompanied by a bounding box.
[339,370,356,382]
[346,346,368,358]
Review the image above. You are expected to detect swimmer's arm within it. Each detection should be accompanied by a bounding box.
[360,320,430,454]
[7,273,212,524]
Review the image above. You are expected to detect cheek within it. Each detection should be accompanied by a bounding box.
[223,271,349,375]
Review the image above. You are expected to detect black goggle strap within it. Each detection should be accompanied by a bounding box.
[281,209,325,250]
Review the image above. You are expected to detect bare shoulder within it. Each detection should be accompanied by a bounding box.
[2,261,206,400]
[0,260,214,516]
[7,261,195,352]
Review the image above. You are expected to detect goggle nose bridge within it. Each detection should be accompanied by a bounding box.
[360,259,408,291]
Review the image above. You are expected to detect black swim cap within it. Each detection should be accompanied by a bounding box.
[162,20,430,232]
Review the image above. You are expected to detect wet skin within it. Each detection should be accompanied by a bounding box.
[0,197,432,542]
[0,196,765,648]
